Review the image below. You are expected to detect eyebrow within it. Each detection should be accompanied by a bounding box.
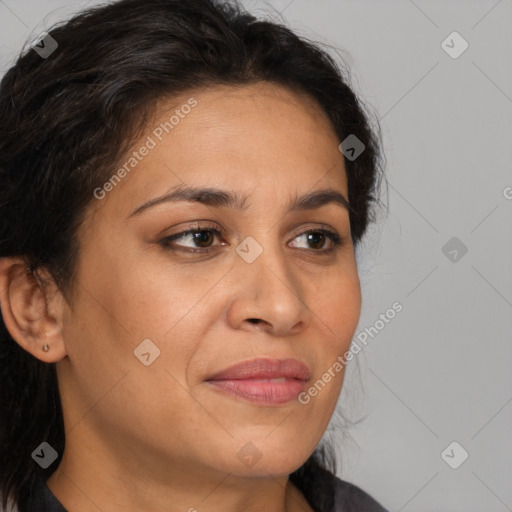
[128,184,350,218]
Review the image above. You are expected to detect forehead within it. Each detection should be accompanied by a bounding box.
[88,81,348,222]
[163,81,339,156]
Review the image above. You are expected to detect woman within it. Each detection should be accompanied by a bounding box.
[0,0,387,510]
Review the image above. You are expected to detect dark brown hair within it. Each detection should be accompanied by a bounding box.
[0,0,384,510]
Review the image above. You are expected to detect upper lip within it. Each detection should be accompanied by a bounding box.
[206,358,310,381]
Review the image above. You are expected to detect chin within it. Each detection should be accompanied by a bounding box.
[215,439,313,478]
[229,459,306,479]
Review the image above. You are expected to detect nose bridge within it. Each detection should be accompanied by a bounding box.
[231,226,308,331]
[237,224,293,288]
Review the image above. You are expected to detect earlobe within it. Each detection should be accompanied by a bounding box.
[0,257,67,363]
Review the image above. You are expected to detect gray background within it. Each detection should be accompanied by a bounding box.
[1,1,511,510]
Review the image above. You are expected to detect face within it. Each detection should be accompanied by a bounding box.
[57,81,361,482]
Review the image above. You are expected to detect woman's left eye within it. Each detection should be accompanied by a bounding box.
[290,228,343,252]
[160,224,343,253]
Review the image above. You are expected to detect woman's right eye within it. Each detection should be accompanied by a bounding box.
[160,224,226,253]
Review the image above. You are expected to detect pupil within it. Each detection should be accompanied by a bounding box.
[194,230,213,247]
[308,232,324,249]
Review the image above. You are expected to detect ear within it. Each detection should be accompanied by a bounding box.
[0,257,67,363]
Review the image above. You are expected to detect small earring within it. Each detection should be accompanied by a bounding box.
[42,344,49,352]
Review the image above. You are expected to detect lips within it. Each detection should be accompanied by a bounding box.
[205,358,310,405]
[206,357,310,382]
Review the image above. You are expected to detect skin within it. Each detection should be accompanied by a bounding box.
[0,81,362,512]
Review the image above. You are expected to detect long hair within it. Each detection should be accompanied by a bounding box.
[0,1,384,510]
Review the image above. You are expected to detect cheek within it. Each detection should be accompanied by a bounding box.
[314,267,362,349]
[305,269,361,406]
[59,257,217,450]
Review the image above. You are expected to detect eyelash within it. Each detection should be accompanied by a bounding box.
[160,222,344,255]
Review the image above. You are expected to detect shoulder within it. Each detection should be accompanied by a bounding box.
[332,475,389,512]
[9,473,67,512]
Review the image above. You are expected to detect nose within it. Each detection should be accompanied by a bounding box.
[225,236,310,337]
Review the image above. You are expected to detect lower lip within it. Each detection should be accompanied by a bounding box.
[206,378,306,405]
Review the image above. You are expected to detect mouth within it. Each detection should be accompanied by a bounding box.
[205,358,310,406]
